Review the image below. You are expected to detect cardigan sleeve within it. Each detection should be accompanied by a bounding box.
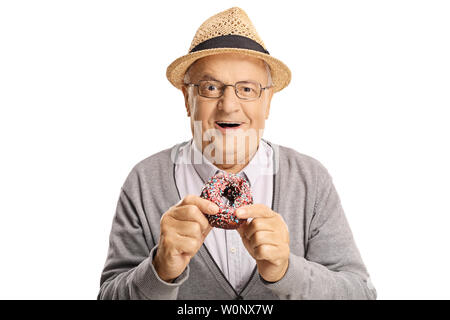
[97,188,189,300]
[261,166,377,300]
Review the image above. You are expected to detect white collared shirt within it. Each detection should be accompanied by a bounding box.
[174,138,273,292]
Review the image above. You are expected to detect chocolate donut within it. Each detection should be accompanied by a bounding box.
[200,171,253,229]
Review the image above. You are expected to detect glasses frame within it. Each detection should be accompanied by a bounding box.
[184,80,273,101]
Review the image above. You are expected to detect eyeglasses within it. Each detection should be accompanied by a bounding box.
[184,80,272,101]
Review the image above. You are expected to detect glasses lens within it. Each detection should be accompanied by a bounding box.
[198,80,223,98]
[236,81,260,99]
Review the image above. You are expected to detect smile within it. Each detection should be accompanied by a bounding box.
[214,121,244,131]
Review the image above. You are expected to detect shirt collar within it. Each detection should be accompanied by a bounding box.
[189,138,271,187]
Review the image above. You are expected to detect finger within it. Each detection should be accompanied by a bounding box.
[236,220,248,238]
[235,204,275,219]
[202,224,213,239]
[254,244,285,261]
[165,217,205,241]
[248,230,280,250]
[178,194,220,215]
[242,217,275,240]
[170,205,210,234]
[174,234,200,257]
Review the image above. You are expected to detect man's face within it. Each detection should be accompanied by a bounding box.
[182,53,274,167]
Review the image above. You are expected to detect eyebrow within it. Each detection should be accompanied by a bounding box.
[198,74,260,83]
[199,74,221,81]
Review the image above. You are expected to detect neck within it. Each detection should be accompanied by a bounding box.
[213,159,250,174]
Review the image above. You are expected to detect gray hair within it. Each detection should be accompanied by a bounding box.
[184,60,273,87]
[263,61,273,87]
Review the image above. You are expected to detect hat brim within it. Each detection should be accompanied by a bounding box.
[166,48,291,93]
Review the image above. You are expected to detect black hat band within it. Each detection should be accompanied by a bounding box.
[189,34,270,55]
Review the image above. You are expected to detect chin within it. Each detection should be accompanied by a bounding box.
[200,126,262,164]
[214,139,254,166]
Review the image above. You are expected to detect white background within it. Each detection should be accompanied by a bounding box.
[1,0,449,299]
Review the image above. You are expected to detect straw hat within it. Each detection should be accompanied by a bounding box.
[166,7,291,93]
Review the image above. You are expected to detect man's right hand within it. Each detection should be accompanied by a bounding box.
[152,194,219,282]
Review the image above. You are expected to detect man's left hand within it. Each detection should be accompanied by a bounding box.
[235,204,290,282]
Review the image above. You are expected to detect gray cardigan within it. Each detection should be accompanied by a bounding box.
[97,139,377,300]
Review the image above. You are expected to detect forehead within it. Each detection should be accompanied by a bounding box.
[188,53,267,82]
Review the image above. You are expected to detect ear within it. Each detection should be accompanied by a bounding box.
[264,88,274,119]
[181,85,191,117]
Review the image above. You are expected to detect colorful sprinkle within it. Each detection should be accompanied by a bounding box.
[200,171,253,229]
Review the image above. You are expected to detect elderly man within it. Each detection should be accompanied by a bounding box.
[98,7,377,300]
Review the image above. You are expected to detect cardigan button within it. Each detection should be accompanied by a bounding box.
[235,295,244,300]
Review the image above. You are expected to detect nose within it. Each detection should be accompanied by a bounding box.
[217,85,241,113]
